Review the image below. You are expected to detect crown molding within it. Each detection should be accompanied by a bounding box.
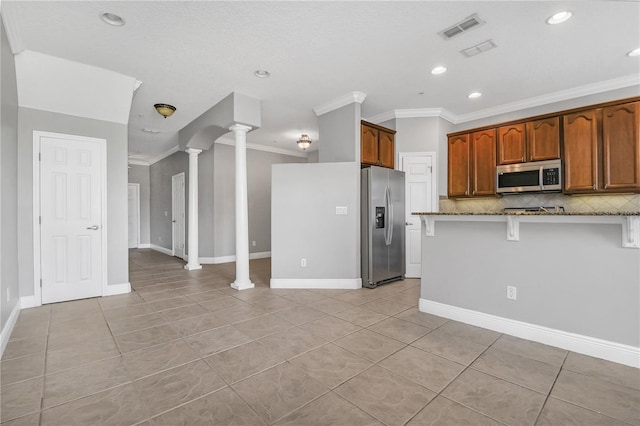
[216,137,308,158]
[366,107,456,125]
[127,159,150,166]
[453,74,640,124]
[147,145,181,165]
[313,91,367,116]
[1,6,25,54]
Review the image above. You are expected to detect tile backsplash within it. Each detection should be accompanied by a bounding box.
[439,193,640,213]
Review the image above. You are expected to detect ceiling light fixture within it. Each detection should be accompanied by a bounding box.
[468,92,482,99]
[154,103,176,118]
[627,48,640,57]
[546,11,572,25]
[99,12,125,26]
[297,134,312,150]
[254,70,271,78]
[431,66,447,75]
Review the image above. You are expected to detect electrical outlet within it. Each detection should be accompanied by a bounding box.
[252,241,256,247]
[335,206,348,215]
[507,286,517,300]
[301,258,307,267]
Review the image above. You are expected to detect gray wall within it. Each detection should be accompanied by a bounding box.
[1,19,20,330]
[271,162,360,280]
[149,144,304,259]
[149,151,189,251]
[318,103,361,163]
[17,107,129,298]
[421,220,640,346]
[127,165,151,245]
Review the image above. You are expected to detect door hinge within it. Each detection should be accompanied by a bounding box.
[38,152,41,162]
[40,279,42,288]
[39,216,41,225]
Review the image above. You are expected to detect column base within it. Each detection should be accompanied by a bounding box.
[231,281,255,291]
[184,263,202,271]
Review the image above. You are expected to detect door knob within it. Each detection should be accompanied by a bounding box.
[405,222,413,226]
[86,225,99,230]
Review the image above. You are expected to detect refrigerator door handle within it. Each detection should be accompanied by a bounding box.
[385,185,392,246]
[388,188,394,245]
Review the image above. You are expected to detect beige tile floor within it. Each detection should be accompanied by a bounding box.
[1,249,639,425]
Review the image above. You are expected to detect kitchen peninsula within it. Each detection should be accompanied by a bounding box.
[415,211,640,368]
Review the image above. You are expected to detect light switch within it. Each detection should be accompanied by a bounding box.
[335,206,348,215]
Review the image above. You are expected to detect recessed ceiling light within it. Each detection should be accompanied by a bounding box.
[99,12,125,26]
[546,11,572,25]
[468,92,482,99]
[627,47,640,57]
[254,70,271,78]
[431,66,447,75]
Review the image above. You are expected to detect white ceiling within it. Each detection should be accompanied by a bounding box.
[3,1,639,162]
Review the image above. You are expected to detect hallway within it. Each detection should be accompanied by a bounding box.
[1,250,638,425]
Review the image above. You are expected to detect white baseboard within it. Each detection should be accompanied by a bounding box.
[200,251,271,265]
[104,282,131,296]
[419,298,640,368]
[20,295,40,309]
[138,243,150,249]
[150,244,173,256]
[270,278,362,289]
[0,301,21,358]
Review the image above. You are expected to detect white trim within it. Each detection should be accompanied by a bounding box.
[197,251,272,265]
[171,172,186,259]
[104,282,131,296]
[419,298,640,368]
[454,75,640,124]
[128,183,141,248]
[33,131,108,305]
[138,243,151,249]
[215,137,308,158]
[0,7,25,54]
[20,296,39,309]
[313,91,367,116]
[0,302,21,358]
[147,145,180,165]
[127,159,149,166]
[364,76,639,125]
[270,278,362,289]
[150,244,173,256]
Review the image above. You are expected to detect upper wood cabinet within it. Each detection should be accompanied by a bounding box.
[497,119,560,165]
[447,130,496,198]
[448,134,471,197]
[361,121,396,169]
[602,101,640,191]
[497,124,526,165]
[563,110,599,193]
[472,129,497,196]
[526,117,561,162]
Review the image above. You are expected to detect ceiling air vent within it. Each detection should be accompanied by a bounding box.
[460,39,497,58]
[439,14,485,40]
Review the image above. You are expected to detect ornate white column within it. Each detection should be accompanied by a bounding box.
[184,148,202,271]
[230,124,254,290]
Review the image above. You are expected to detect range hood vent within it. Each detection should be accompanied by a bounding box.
[439,14,485,40]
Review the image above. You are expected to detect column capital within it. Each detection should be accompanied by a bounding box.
[229,123,252,133]
[185,148,202,156]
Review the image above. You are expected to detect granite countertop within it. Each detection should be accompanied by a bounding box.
[413,211,640,216]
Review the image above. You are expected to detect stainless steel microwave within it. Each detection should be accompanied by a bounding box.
[496,159,562,194]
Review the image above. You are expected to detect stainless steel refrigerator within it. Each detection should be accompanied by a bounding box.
[361,166,405,288]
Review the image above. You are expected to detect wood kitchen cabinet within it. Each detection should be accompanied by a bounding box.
[564,102,640,193]
[526,117,561,162]
[497,124,526,164]
[602,101,640,191]
[498,119,560,165]
[361,121,396,168]
[447,130,496,197]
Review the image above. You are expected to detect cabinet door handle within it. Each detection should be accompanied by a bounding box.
[472,189,476,196]
[593,184,596,190]
[522,157,525,162]
[464,190,469,196]
[604,184,609,189]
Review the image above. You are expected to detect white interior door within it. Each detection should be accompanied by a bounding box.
[128,184,140,249]
[172,173,185,259]
[40,134,104,304]
[400,153,436,278]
